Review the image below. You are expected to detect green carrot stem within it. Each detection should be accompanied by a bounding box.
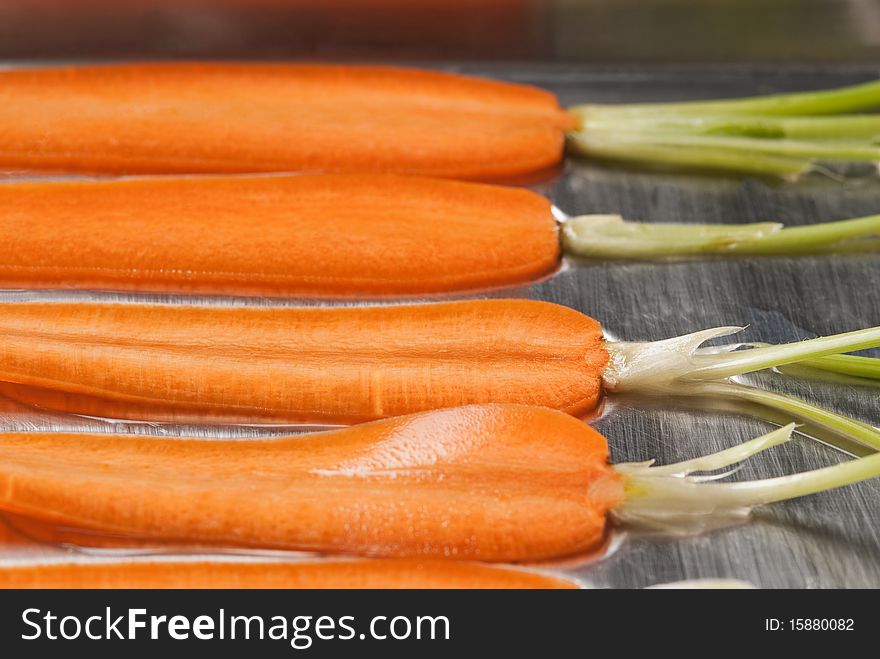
[568,132,810,178]
[615,420,880,533]
[605,326,880,453]
[639,424,796,476]
[676,380,880,453]
[599,132,880,161]
[776,115,880,140]
[685,328,880,380]
[571,78,880,119]
[739,342,880,381]
[604,325,880,389]
[784,353,880,381]
[580,114,880,141]
[567,79,880,177]
[617,448,880,527]
[670,451,880,506]
[562,214,880,260]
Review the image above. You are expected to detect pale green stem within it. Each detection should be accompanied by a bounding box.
[636,424,796,477]
[561,213,880,260]
[580,114,880,141]
[572,79,880,119]
[776,115,880,140]
[605,325,880,388]
[785,353,880,380]
[568,131,810,178]
[675,380,880,453]
[598,132,880,161]
[614,421,880,533]
[566,79,880,177]
[651,450,880,506]
[686,328,880,380]
[605,326,880,453]
[741,342,880,381]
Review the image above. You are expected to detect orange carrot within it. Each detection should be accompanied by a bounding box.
[0,558,576,590]
[0,174,559,297]
[0,298,607,424]
[0,405,620,562]
[1,405,877,563]
[3,173,878,298]
[2,63,878,178]
[0,63,572,180]
[0,515,29,547]
[1,297,878,450]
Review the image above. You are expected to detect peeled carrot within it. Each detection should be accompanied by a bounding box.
[0,405,618,561]
[5,174,878,298]
[1,404,877,562]
[0,63,571,180]
[0,298,607,424]
[0,174,559,297]
[1,62,878,178]
[1,297,878,455]
[0,558,576,589]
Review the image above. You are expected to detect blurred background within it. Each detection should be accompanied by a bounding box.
[0,0,878,66]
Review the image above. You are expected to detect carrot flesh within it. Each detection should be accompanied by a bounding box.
[0,405,623,562]
[0,174,560,297]
[0,559,577,589]
[0,299,608,424]
[0,63,573,179]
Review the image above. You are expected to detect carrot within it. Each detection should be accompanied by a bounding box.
[0,515,29,547]
[0,404,877,562]
[0,62,878,178]
[0,298,878,450]
[0,298,607,424]
[3,174,877,299]
[0,174,559,297]
[0,63,570,180]
[0,405,617,561]
[0,558,576,590]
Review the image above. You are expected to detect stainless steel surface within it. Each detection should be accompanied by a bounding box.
[540,68,880,588]
[1,67,879,588]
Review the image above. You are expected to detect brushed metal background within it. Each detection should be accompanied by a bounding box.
[0,67,878,588]
[539,68,880,588]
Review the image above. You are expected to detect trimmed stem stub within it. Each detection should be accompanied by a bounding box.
[562,215,781,259]
[614,423,880,534]
[561,214,880,260]
[604,326,880,452]
[566,78,880,178]
[605,325,880,391]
